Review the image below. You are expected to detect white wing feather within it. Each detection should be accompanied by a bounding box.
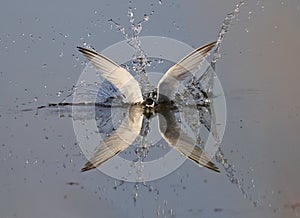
[78,47,143,103]
[157,42,217,102]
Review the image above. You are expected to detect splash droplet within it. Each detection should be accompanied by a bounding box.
[56,90,63,97]
[143,14,150,21]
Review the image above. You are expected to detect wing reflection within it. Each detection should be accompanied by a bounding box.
[81,104,143,172]
[157,103,220,172]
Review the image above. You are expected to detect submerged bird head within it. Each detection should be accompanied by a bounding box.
[142,98,156,108]
[141,98,157,119]
[141,90,158,119]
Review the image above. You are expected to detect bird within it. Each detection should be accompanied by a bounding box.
[77,41,220,173]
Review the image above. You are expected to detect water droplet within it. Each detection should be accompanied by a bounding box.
[60,33,69,38]
[128,8,134,23]
[87,33,91,37]
[119,27,125,34]
[59,52,63,57]
[56,90,63,97]
[143,14,149,21]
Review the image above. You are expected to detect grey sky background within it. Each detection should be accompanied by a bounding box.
[1,0,300,217]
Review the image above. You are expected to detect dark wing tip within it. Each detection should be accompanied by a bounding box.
[208,41,218,47]
[77,46,99,56]
[77,46,87,52]
[189,146,220,173]
[206,161,220,173]
[211,40,218,46]
[209,41,218,50]
[195,41,217,53]
[81,162,96,172]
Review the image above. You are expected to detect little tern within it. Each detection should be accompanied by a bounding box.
[78,41,220,173]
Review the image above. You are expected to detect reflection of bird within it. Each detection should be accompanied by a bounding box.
[157,103,219,172]
[78,41,220,173]
[81,104,143,172]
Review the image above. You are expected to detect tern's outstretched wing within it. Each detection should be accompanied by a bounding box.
[81,105,143,172]
[78,47,143,103]
[157,42,217,102]
[157,105,220,172]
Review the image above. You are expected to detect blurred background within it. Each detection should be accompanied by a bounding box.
[1,0,300,217]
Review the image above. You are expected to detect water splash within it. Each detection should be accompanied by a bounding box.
[108,8,155,95]
[212,1,245,67]
[203,0,259,205]
[107,6,160,189]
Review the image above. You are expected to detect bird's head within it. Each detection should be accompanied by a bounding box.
[141,98,157,108]
[141,89,158,109]
[141,98,157,120]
